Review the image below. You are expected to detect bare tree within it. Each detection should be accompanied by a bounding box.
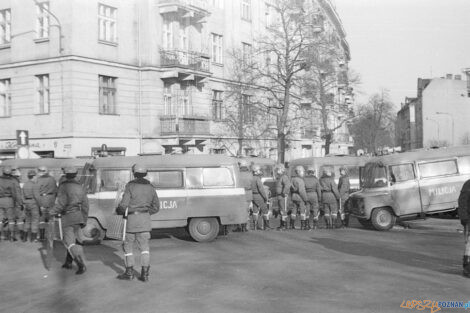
[349,90,396,154]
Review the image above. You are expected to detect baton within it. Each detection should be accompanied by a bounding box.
[122,208,128,242]
[57,215,63,241]
[465,224,469,244]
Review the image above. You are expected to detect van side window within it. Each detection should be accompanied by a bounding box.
[99,169,131,191]
[147,171,183,189]
[388,164,414,182]
[186,168,203,188]
[457,156,470,174]
[203,167,234,187]
[419,159,458,178]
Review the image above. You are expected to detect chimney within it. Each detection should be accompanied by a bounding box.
[454,74,462,80]
[446,74,453,79]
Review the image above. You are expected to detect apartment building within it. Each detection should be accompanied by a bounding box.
[0,0,352,159]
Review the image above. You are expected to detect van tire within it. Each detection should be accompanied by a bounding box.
[371,207,396,231]
[78,218,105,245]
[188,218,219,242]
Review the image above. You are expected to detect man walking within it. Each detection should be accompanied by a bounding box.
[23,170,41,242]
[116,164,160,282]
[237,160,253,232]
[291,166,308,230]
[50,167,89,275]
[251,164,269,230]
[320,168,340,229]
[34,166,58,241]
[0,166,21,241]
[275,164,290,231]
[338,167,351,228]
[304,166,322,230]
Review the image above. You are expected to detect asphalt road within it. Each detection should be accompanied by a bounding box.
[1,218,468,313]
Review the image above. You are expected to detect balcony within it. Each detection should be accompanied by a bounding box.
[160,49,211,74]
[158,0,210,19]
[160,115,211,136]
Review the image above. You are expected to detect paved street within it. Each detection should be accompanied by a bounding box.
[1,218,468,313]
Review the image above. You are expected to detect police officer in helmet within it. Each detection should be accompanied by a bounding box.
[304,166,322,230]
[320,167,340,229]
[291,166,308,230]
[237,159,253,232]
[0,166,21,241]
[250,164,269,230]
[116,164,160,282]
[275,164,291,231]
[50,167,89,274]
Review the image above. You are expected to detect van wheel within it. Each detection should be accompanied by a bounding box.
[188,218,219,242]
[79,218,105,245]
[357,218,373,229]
[371,208,396,231]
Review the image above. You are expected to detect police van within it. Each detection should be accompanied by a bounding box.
[81,155,248,243]
[288,155,369,191]
[349,146,470,230]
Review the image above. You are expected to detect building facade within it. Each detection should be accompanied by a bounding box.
[0,0,352,160]
[397,74,470,151]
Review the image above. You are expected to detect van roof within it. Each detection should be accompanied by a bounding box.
[289,155,370,167]
[1,158,92,169]
[366,145,470,165]
[90,155,239,169]
[236,157,276,165]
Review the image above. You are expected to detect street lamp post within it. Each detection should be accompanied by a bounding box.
[436,112,454,146]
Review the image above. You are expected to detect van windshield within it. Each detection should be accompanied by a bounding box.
[362,162,388,188]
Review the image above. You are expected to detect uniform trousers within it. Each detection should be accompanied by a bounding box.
[123,232,151,267]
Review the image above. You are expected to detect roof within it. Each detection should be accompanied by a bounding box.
[1,158,92,169]
[289,155,370,167]
[90,155,240,169]
[366,145,470,165]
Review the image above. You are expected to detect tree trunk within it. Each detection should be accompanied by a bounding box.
[277,131,286,164]
[324,132,332,155]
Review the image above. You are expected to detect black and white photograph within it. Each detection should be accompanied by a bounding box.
[0,0,469,312]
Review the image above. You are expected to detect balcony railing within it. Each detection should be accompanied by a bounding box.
[161,49,210,73]
[160,115,211,136]
[158,0,208,12]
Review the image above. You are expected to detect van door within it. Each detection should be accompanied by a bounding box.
[146,170,188,228]
[417,159,460,214]
[388,163,422,217]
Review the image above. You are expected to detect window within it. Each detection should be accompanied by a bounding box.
[203,167,234,187]
[419,160,458,178]
[242,94,254,124]
[36,2,49,39]
[99,170,130,191]
[163,19,173,49]
[389,163,415,183]
[0,79,11,117]
[241,0,251,21]
[211,148,226,154]
[98,3,117,43]
[211,0,224,9]
[163,82,173,115]
[242,42,252,65]
[99,75,117,114]
[147,171,183,188]
[35,74,49,114]
[212,90,223,121]
[211,33,223,64]
[0,9,11,44]
[458,156,470,174]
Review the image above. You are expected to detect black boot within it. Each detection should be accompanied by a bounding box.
[62,251,74,269]
[31,232,37,242]
[290,218,296,230]
[20,230,27,242]
[74,255,86,275]
[263,219,271,230]
[39,229,45,241]
[464,255,470,278]
[277,220,285,231]
[10,230,17,242]
[117,266,135,280]
[139,266,150,282]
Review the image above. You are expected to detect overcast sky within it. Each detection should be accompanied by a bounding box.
[333,0,470,110]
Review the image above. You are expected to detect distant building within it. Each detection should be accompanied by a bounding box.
[0,0,352,159]
[397,74,470,151]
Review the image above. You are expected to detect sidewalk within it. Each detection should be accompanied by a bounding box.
[399,217,463,233]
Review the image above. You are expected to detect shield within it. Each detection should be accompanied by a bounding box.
[106,185,128,240]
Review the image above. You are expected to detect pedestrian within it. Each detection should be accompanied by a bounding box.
[304,166,322,230]
[10,167,25,241]
[116,164,160,282]
[23,170,41,242]
[34,166,58,241]
[320,167,340,229]
[236,160,253,232]
[251,164,269,230]
[338,166,351,228]
[458,180,470,278]
[290,166,308,230]
[0,166,21,241]
[275,164,291,231]
[50,167,89,275]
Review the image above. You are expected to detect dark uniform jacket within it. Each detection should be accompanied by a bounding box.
[0,175,21,207]
[304,175,321,203]
[458,179,470,225]
[51,179,89,228]
[34,174,58,208]
[291,177,307,202]
[239,170,253,202]
[118,178,160,233]
[276,174,291,198]
[320,175,340,204]
[338,175,351,201]
[251,176,267,203]
[23,180,38,208]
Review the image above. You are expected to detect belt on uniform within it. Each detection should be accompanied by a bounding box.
[40,193,54,196]
[24,197,34,200]
[128,210,149,215]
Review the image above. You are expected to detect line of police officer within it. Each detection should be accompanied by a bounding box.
[237,161,351,231]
